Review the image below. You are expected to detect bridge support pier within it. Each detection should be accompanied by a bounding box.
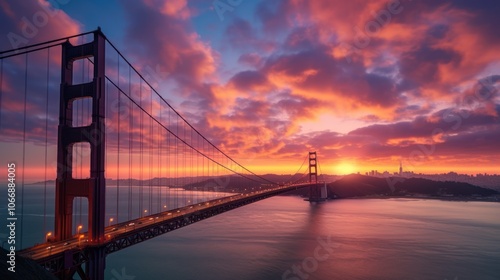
[54,29,107,280]
[87,247,106,280]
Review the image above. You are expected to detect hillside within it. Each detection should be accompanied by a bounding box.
[326,174,498,199]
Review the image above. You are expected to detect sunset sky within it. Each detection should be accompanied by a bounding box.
[1,0,499,178]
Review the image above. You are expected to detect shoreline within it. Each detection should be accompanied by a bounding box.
[337,195,500,203]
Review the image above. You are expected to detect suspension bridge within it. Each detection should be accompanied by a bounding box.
[0,29,327,280]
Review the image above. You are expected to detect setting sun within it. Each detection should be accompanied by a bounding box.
[333,162,357,175]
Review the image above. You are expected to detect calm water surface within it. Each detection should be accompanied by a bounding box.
[104,197,500,280]
[1,185,498,279]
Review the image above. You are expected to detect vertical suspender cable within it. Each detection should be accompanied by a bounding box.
[149,88,153,213]
[167,109,171,210]
[202,135,205,199]
[128,75,132,221]
[43,48,50,237]
[159,99,162,212]
[139,78,143,217]
[175,114,179,208]
[183,121,186,205]
[116,62,121,224]
[20,54,28,248]
[186,125,189,202]
[157,97,161,213]
[212,144,216,199]
[128,66,132,220]
[191,128,194,204]
[116,53,120,223]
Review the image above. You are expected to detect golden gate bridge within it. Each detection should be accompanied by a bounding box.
[0,29,327,280]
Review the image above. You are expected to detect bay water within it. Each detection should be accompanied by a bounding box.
[1,185,499,279]
[105,197,500,280]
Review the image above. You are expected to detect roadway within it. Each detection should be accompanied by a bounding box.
[19,183,313,261]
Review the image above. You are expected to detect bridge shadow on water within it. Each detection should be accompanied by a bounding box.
[244,198,334,280]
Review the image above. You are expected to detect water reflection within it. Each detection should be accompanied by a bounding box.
[107,197,500,280]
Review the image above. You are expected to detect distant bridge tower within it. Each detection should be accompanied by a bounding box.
[54,29,106,280]
[306,151,327,202]
[309,151,318,185]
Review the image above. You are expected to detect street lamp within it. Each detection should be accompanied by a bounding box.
[109,218,114,227]
[78,234,84,247]
[77,225,82,235]
[46,232,52,243]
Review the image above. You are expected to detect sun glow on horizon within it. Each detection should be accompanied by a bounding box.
[333,162,358,175]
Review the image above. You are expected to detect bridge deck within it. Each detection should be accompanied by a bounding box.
[18,183,316,272]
